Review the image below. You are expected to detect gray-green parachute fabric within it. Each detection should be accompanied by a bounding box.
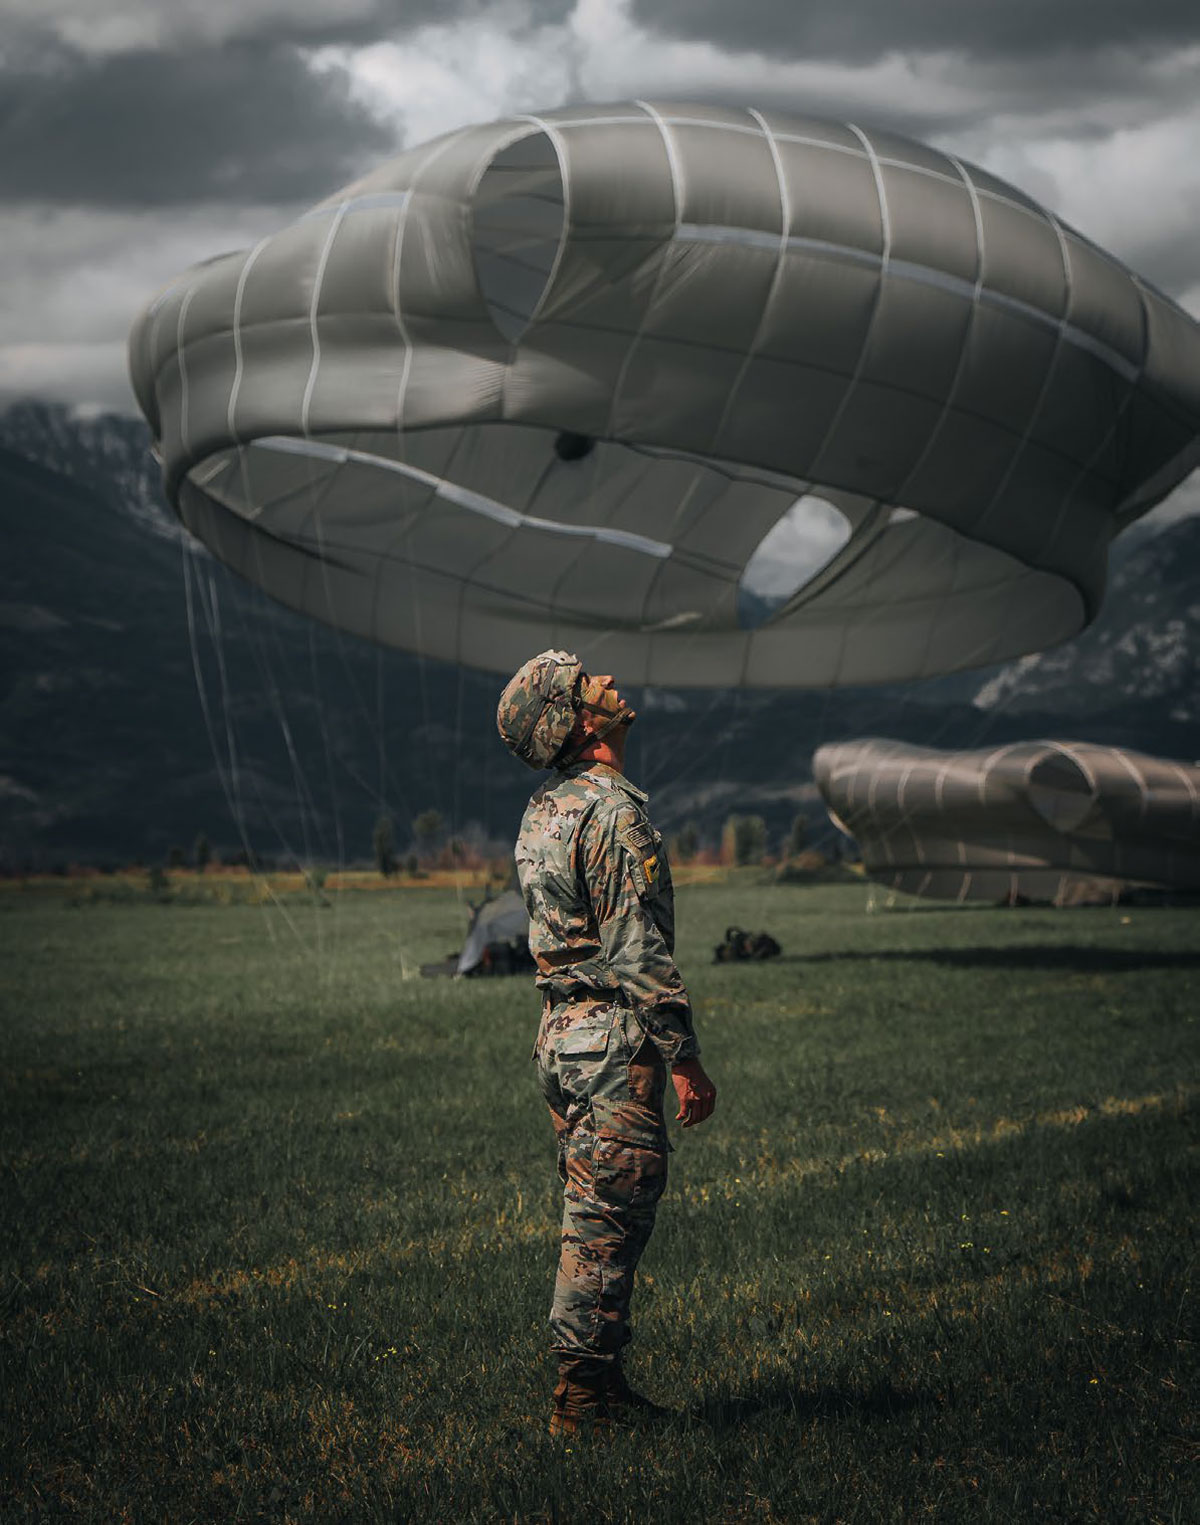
[128,101,1200,687]
[814,738,1200,901]
[456,888,529,975]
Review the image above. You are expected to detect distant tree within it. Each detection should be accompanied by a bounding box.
[723,813,767,866]
[413,809,444,861]
[147,864,169,898]
[673,821,699,862]
[167,844,186,869]
[403,851,420,877]
[373,814,397,877]
[719,815,738,866]
[193,833,211,871]
[787,813,808,858]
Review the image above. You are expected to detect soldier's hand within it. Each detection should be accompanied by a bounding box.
[671,1058,717,1128]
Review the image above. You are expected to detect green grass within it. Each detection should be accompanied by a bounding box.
[1,882,1197,1522]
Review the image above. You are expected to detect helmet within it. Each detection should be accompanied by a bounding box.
[496,650,584,769]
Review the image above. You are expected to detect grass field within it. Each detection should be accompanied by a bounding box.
[1,881,1197,1523]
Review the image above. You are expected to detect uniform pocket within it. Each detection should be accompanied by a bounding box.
[591,1134,669,1211]
[552,1012,618,1104]
[590,1093,663,1148]
[556,1018,612,1059]
[590,1093,671,1209]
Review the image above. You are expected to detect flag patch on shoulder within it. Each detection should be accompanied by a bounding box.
[624,822,653,853]
[619,819,661,897]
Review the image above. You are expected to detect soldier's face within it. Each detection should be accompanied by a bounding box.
[580,672,636,730]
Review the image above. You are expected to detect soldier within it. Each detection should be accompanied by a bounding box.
[496,650,717,1435]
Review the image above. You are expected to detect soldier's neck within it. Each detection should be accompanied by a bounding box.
[571,731,628,773]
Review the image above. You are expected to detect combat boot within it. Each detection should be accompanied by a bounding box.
[548,1360,612,1437]
[607,1362,672,1419]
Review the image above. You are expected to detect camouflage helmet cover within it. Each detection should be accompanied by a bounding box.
[496,649,584,769]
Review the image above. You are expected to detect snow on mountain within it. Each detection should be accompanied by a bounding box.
[971,513,1200,725]
[0,399,180,542]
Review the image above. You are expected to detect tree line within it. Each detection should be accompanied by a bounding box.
[77,809,839,882]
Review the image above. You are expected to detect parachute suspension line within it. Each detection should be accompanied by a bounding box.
[405,540,442,827]
[805,681,839,864]
[387,134,467,925]
[226,583,332,968]
[293,204,360,975]
[814,500,919,914]
[185,552,272,933]
[382,546,436,982]
[180,539,308,948]
[299,457,418,987]
[375,644,387,816]
[181,538,240,865]
[440,424,551,905]
[451,658,468,910]
[304,541,416,818]
[197,562,315,945]
[813,681,835,757]
[244,577,332,861]
[308,591,418,845]
[640,687,726,798]
[712,686,743,862]
[402,430,467,840]
[303,617,350,985]
[223,598,312,872]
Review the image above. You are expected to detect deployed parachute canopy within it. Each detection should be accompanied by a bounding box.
[129,102,1200,687]
[814,737,1200,901]
[455,887,531,976]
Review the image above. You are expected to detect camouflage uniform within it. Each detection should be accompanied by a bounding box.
[515,760,699,1369]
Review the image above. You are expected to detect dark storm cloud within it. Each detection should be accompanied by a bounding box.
[2,0,579,64]
[629,0,1200,64]
[259,0,576,50]
[0,36,395,208]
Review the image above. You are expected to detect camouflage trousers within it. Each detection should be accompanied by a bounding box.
[535,999,670,1367]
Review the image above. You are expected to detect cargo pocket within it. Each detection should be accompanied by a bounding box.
[590,1095,670,1210]
[553,1013,616,1103]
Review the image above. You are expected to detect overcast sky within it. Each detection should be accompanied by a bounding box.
[2,0,1198,445]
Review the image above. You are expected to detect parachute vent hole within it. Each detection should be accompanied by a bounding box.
[554,431,595,462]
[471,130,565,343]
[738,494,853,629]
[1028,753,1097,832]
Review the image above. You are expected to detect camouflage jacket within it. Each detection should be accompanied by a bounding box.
[515,761,699,1066]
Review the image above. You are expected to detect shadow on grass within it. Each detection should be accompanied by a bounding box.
[685,1378,934,1431]
[776,945,1200,973]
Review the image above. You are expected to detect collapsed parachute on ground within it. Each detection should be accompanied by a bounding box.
[421,888,532,978]
[814,738,1200,902]
[129,101,1200,687]
[456,887,531,975]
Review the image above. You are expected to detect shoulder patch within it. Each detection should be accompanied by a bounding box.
[623,821,653,854]
[618,818,661,897]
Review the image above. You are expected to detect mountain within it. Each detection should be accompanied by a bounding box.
[0,405,531,867]
[2,400,1197,866]
[0,400,176,544]
[970,517,1200,731]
